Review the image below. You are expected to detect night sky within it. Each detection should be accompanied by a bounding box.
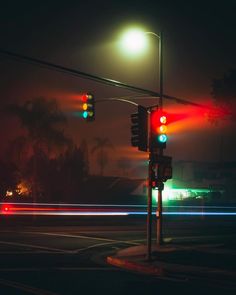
[1,0,236,177]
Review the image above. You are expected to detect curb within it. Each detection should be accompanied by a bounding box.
[107,256,164,276]
[107,255,236,287]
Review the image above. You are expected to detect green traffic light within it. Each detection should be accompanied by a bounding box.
[158,134,167,143]
[83,111,88,119]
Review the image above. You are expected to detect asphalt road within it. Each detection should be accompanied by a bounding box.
[0,214,235,294]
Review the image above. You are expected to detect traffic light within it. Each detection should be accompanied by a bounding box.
[81,93,95,122]
[130,105,148,152]
[150,109,168,149]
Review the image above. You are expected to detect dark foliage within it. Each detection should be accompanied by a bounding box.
[211,69,236,121]
[2,98,89,203]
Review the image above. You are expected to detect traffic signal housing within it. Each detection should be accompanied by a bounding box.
[150,109,168,150]
[82,93,95,122]
[130,105,148,152]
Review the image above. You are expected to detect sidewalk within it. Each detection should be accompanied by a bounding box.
[107,242,236,283]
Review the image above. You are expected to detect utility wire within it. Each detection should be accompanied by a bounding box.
[0,48,207,109]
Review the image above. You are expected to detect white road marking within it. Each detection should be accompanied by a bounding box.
[0,231,143,254]
[73,241,127,253]
[22,231,124,242]
[21,231,141,246]
[0,278,58,295]
[0,267,118,272]
[0,251,69,254]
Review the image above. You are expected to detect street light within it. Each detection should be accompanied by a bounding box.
[120,27,164,257]
[120,29,148,56]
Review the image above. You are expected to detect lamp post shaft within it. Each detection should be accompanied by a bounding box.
[147,154,153,261]
[159,31,163,110]
[157,31,164,246]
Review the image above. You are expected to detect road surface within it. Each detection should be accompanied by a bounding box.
[0,208,235,294]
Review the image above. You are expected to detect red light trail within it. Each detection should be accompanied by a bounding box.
[1,203,236,216]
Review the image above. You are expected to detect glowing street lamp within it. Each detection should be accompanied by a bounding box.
[120,28,148,55]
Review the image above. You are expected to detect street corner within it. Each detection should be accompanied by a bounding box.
[106,255,164,276]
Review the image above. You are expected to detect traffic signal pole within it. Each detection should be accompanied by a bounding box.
[157,31,164,246]
[157,158,164,246]
[157,190,164,245]
[146,154,153,261]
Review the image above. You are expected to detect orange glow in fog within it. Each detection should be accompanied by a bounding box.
[163,99,231,135]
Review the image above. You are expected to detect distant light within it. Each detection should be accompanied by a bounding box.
[6,190,13,197]
[2,205,11,214]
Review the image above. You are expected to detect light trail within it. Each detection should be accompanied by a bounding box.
[1,202,236,209]
[165,205,236,209]
[163,212,236,216]
[127,212,236,216]
[1,202,236,216]
[2,211,236,216]
[2,212,128,216]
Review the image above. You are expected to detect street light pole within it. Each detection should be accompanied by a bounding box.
[147,153,153,261]
[159,31,163,110]
[157,31,164,246]
[145,30,163,107]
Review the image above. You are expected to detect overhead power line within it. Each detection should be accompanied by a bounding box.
[0,48,206,108]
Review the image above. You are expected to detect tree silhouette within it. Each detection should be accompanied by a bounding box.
[211,69,236,121]
[0,160,18,197]
[6,97,71,201]
[80,139,89,176]
[5,136,29,169]
[91,137,113,176]
[210,69,236,162]
[6,97,71,155]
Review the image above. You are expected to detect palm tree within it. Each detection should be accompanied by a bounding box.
[6,97,71,201]
[6,97,72,156]
[5,136,29,169]
[91,137,113,176]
